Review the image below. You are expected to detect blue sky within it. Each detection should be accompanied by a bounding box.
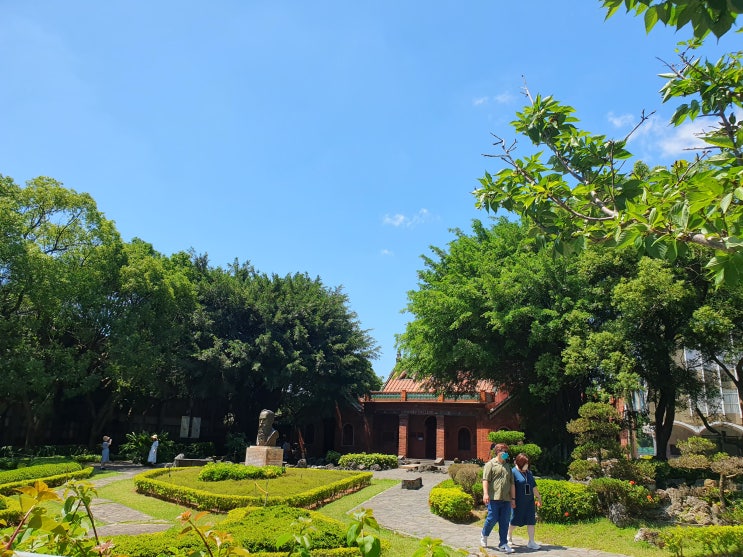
[0,2,737,380]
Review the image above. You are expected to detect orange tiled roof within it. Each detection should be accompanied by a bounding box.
[380,371,496,393]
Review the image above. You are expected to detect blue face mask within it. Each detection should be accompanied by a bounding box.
[501,452,509,461]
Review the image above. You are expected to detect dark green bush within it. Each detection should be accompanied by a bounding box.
[536,479,598,523]
[325,450,341,465]
[174,442,216,459]
[198,463,284,482]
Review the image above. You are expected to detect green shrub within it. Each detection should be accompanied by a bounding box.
[471,480,483,504]
[0,461,81,485]
[428,481,473,522]
[197,463,285,482]
[516,444,542,468]
[0,465,93,495]
[337,453,397,470]
[567,459,601,481]
[450,464,481,495]
[588,477,656,515]
[325,450,341,465]
[488,431,525,446]
[134,468,372,511]
[536,479,598,523]
[659,525,743,557]
[0,495,22,525]
[173,441,216,459]
[223,506,347,551]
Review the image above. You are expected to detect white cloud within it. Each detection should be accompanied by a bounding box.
[658,121,709,157]
[380,249,394,256]
[382,208,433,228]
[607,111,634,128]
[472,92,514,107]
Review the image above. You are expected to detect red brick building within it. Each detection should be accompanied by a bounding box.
[325,372,520,462]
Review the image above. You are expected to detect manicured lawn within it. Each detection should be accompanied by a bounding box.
[147,467,363,497]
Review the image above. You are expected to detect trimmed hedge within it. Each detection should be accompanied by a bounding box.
[133,468,372,512]
[198,463,285,482]
[535,479,598,523]
[0,461,81,484]
[0,465,93,496]
[659,525,743,557]
[110,505,356,557]
[337,453,397,470]
[428,479,473,521]
[0,495,22,525]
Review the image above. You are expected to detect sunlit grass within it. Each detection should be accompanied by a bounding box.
[148,467,363,497]
[95,478,190,523]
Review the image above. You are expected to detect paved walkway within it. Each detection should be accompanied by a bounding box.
[364,468,633,557]
[83,464,634,556]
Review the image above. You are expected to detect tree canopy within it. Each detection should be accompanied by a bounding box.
[396,218,743,458]
[474,2,743,286]
[0,175,380,447]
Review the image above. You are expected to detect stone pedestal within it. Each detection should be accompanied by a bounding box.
[245,445,284,467]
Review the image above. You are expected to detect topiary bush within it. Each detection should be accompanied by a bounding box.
[198,463,285,482]
[536,479,598,523]
[449,463,481,495]
[428,480,474,522]
[588,477,657,515]
[488,431,525,446]
[568,459,601,481]
[337,453,397,470]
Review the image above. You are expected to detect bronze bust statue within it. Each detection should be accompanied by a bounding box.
[256,409,279,446]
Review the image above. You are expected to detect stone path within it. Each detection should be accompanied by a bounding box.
[76,463,173,537]
[364,468,633,557]
[83,464,634,556]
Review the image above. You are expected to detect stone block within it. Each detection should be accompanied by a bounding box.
[401,476,423,490]
[245,445,284,467]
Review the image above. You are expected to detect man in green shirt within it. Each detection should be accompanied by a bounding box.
[481,443,516,554]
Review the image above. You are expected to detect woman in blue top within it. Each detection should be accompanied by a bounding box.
[509,453,542,550]
[101,436,112,470]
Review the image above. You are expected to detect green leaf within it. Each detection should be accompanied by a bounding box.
[721,192,733,213]
[644,6,659,32]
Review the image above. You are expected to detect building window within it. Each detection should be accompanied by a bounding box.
[342,424,354,446]
[457,428,471,451]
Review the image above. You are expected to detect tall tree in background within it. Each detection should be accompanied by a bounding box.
[0,175,123,446]
[474,2,742,285]
[397,218,736,459]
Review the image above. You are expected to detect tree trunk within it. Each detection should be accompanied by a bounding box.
[654,388,676,461]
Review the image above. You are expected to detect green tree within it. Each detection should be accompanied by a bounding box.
[474,5,743,286]
[0,175,123,446]
[397,219,736,460]
[602,0,741,39]
[566,402,623,476]
[190,261,381,437]
[669,435,743,508]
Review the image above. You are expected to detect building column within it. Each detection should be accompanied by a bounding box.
[398,413,409,457]
[436,414,445,461]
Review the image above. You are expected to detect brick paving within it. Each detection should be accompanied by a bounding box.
[85,463,635,556]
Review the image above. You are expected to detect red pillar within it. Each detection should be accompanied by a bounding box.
[398,413,409,457]
[436,414,445,460]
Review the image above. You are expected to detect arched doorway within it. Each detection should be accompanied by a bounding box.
[424,416,436,459]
